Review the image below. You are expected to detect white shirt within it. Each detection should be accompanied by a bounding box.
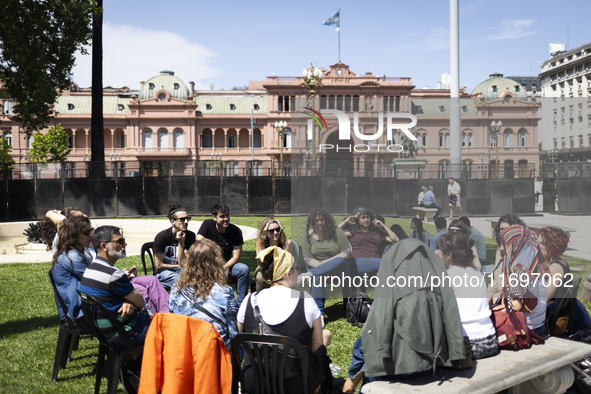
[448,265,496,340]
[448,182,461,196]
[237,286,320,329]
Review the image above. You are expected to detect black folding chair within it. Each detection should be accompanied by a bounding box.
[140,242,156,276]
[231,333,310,394]
[78,290,144,394]
[48,269,94,383]
[546,277,582,337]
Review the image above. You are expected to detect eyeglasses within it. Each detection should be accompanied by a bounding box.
[267,228,281,234]
[108,238,126,246]
[174,217,191,222]
[81,229,93,236]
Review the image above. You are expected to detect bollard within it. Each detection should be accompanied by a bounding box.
[582,274,591,303]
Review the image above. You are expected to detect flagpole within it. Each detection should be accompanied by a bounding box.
[338,8,341,62]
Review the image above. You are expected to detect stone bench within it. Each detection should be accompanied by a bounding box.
[360,337,591,394]
[485,218,577,238]
[413,207,439,222]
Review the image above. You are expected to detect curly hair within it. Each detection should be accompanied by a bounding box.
[437,232,475,268]
[257,217,287,250]
[539,226,569,259]
[51,215,91,273]
[493,214,526,246]
[173,239,227,301]
[305,208,337,244]
[167,203,186,220]
[350,207,376,231]
[41,217,57,251]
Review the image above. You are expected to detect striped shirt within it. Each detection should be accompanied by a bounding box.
[80,256,136,338]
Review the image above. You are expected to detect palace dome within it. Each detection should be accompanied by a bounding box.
[472,73,527,101]
[139,70,189,100]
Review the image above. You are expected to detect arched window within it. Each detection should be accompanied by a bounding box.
[352,95,359,112]
[253,129,262,148]
[283,128,292,148]
[4,131,12,146]
[277,96,283,112]
[463,161,473,179]
[226,129,237,148]
[328,95,335,109]
[422,133,427,147]
[174,129,183,149]
[439,133,445,148]
[462,133,467,147]
[518,129,527,147]
[143,129,153,149]
[468,133,474,147]
[445,133,450,148]
[336,95,343,111]
[345,95,351,112]
[490,132,497,147]
[320,95,327,109]
[395,96,400,112]
[290,96,296,112]
[438,161,450,179]
[202,128,213,148]
[504,160,514,178]
[389,96,394,112]
[504,129,512,147]
[518,160,528,178]
[284,96,289,112]
[158,128,168,149]
[383,96,388,112]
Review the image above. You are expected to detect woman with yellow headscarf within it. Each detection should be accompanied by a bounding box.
[237,246,334,394]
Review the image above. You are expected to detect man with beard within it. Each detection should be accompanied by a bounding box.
[153,203,196,290]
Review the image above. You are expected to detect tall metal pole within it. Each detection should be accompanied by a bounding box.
[311,93,316,176]
[251,108,254,175]
[338,8,341,62]
[449,0,461,178]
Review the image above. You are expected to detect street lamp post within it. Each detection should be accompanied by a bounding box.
[490,120,502,178]
[302,66,323,175]
[477,150,488,179]
[274,121,288,176]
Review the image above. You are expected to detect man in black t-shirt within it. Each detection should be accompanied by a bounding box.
[153,203,196,290]
[197,203,250,304]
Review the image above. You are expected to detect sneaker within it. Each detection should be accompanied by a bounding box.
[448,216,453,220]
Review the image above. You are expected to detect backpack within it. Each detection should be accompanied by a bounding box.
[346,292,372,328]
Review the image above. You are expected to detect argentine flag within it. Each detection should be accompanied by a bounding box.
[322,11,340,31]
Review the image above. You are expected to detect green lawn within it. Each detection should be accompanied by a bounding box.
[0,216,589,392]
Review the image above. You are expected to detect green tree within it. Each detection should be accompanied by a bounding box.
[0,0,94,136]
[29,124,71,163]
[0,138,16,179]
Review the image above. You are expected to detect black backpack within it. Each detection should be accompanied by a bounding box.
[346,291,372,328]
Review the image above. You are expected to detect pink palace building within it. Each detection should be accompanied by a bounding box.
[1,63,540,179]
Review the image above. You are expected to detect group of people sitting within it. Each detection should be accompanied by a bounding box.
[43,203,590,394]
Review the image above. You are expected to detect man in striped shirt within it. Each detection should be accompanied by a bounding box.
[80,225,151,348]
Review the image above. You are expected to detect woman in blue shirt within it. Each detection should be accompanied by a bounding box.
[169,239,238,351]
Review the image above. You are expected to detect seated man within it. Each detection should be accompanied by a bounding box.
[429,217,448,252]
[153,203,196,290]
[80,225,151,390]
[423,186,442,219]
[458,216,486,265]
[197,203,250,305]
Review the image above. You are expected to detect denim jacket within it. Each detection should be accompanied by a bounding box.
[53,248,92,320]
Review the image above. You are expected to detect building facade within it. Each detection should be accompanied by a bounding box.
[1,65,540,179]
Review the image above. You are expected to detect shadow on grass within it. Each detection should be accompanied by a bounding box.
[0,315,58,339]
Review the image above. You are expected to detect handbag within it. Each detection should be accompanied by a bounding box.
[251,293,302,379]
[346,292,371,328]
[490,306,545,350]
[449,195,457,205]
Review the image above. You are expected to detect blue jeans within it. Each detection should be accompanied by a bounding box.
[423,203,442,218]
[156,266,182,291]
[228,262,250,305]
[308,257,351,315]
[354,258,381,277]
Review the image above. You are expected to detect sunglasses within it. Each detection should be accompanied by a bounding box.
[267,228,281,234]
[108,238,126,246]
[174,217,191,222]
[81,229,93,236]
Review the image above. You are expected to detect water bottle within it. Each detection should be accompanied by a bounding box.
[329,363,342,375]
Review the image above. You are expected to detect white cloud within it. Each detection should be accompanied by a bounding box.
[387,28,450,53]
[71,23,219,90]
[487,20,536,41]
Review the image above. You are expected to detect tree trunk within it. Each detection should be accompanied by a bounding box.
[90,0,105,177]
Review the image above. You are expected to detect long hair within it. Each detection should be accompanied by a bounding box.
[41,217,57,251]
[390,224,408,240]
[411,218,427,242]
[350,207,376,231]
[493,214,525,246]
[436,232,475,267]
[257,217,287,250]
[305,208,337,244]
[51,215,90,273]
[173,239,227,302]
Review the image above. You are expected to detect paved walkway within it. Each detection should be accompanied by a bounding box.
[0,219,259,264]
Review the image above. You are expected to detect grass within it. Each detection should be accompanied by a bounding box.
[1,215,590,392]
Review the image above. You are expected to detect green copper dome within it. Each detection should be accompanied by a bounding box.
[471,73,528,101]
[139,70,189,100]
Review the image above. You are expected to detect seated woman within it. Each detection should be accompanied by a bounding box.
[418,186,426,207]
[169,239,238,351]
[436,232,499,359]
[254,217,293,292]
[298,208,352,317]
[237,246,332,394]
[44,207,99,255]
[52,215,94,328]
[447,219,482,271]
[408,218,430,245]
[489,225,550,336]
[338,207,398,277]
[539,227,591,335]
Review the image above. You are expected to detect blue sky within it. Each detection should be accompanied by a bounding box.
[72,0,591,92]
